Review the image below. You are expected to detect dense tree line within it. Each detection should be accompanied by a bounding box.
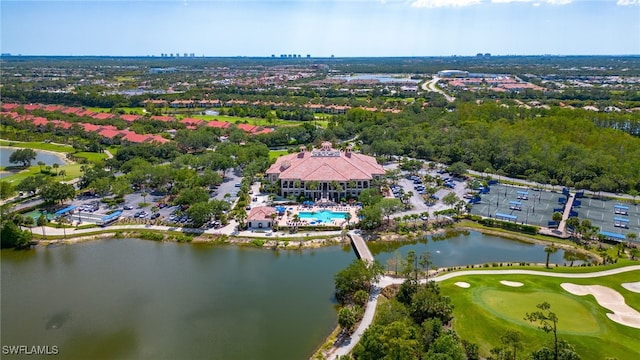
[340,103,640,193]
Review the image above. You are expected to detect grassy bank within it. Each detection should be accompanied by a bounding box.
[0,140,74,153]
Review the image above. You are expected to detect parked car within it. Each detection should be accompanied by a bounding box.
[124,205,134,210]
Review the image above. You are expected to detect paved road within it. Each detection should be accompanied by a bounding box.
[422,76,455,102]
[326,265,640,358]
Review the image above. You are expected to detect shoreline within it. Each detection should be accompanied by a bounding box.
[0,145,74,165]
[31,229,350,250]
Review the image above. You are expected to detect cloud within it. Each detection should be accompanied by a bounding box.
[411,0,482,7]
[617,0,639,5]
[491,0,572,3]
[412,0,574,6]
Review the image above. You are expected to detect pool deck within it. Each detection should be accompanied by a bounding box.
[278,204,360,228]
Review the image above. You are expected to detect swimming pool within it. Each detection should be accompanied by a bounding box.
[298,210,348,223]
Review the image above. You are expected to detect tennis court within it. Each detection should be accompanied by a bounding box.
[577,197,640,240]
[469,184,560,227]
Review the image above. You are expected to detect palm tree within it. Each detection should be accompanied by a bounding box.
[58,169,67,181]
[52,163,59,176]
[544,245,558,268]
[616,242,626,258]
[563,251,578,267]
[37,161,45,171]
[344,212,352,228]
[37,214,47,238]
[57,216,69,239]
[141,191,148,204]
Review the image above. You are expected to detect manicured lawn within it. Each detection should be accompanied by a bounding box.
[0,163,83,183]
[0,140,74,153]
[439,270,640,359]
[74,152,108,162]
[269,149,289,161]
[191,114,312,128]
[88,107,146,115]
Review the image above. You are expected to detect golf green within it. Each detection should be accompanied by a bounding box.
[474,288,602,334]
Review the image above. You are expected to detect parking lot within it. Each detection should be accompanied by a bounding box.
[54,169,244,227]
[388,167,470,216]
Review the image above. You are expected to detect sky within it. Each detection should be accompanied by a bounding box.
[1,0,639,57]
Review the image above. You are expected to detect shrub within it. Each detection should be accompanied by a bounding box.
[138,231,164,241]
[251,239,265,247]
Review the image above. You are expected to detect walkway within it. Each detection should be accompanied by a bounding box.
[558,193,575,235]
[348,230,374,263]
[25,222,342,239]
[326,265,640,359]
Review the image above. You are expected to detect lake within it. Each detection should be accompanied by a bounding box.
[1,240,354,360]
[333,73,420,83]
[0,147,67,178]
[370,230,585,269]
[1,232,585,359]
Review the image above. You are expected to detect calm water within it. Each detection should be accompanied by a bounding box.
[1,240,354,360]
[334,74,420,83]
[371,230,584,268]
[1,232,585,359]
[0,147,67,178]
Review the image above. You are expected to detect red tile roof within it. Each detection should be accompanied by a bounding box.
[33,117,49,126]
[266,146,385,182]
[205,120,231,129]
[77,109,95,117]
[1,103,20,111]
[147,135,170,144]
[247,206,276,221]
[91,112,115,120]
[120,114,142,123]
[98,128,122,139]
[181,117,204,126]
[237,124,257,133]
[121,131,151,143]
[253,128,274,135]
[81,123,102,132]
[1,111,21,119]
[50,120,72,129]
[44,105,65,112]
[150,115,176,122]
[61,107,84,115]
[23,104,42,112]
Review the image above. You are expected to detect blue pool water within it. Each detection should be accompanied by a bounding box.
[298,210,347,223]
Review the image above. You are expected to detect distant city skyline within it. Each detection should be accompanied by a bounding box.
[1,0,639,57]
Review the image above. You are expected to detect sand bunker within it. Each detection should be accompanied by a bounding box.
[561,283,640,329]
[455,282,471,288]
[621,282,640,294]
[500,280,524,287]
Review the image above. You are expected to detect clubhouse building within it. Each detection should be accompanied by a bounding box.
[266,142,385,201]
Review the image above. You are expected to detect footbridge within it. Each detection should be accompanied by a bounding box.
[348,230,374,263]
